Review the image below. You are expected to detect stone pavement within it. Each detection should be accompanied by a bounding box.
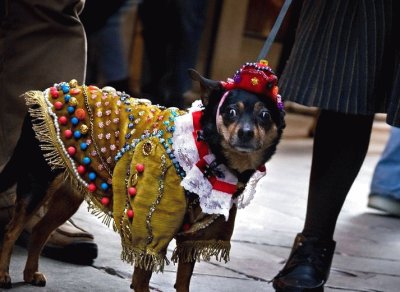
[7,112,400,291]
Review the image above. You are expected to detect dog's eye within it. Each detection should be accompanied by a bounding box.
[229,109,237,117]
[260,111,271,120]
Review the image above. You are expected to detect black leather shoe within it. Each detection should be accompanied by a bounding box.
[272,233,336,291]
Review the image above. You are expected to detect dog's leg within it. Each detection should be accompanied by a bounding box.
[0,201,32,288]
[130,267,152,292]
[174,259,195,292]
[0,171,55,288]
[23,178,84,286]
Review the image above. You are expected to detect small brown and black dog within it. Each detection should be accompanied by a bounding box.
[0,61,285,291]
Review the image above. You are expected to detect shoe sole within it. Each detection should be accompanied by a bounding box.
[42,241,98,265]
[368,195,400,217]
[17,230,98,265]
[274,287,323,292]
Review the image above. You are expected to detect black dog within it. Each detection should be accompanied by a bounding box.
[0,61,285,291]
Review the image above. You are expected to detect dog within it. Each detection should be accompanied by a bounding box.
[0,60,285,291]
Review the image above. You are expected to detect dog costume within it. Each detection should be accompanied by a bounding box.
[24,60,282,272]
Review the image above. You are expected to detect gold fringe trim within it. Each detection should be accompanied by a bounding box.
[24,90,114,227]
[171,240,231,264]
[121,246,169,273]
[25,91,67,171]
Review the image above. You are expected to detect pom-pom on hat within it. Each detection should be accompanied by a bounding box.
[221,60,284,110]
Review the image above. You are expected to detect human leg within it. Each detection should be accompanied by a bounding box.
[368,126,400,216]
[273,110,374,290]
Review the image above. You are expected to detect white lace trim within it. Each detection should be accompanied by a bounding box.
[200,189,233,220]
[234,168,266,209]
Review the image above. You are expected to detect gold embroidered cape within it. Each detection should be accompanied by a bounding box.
[25,81,188,271]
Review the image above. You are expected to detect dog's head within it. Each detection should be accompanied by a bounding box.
[189,61,285,175]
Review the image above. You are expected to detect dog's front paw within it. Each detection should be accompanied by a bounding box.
[24,271,46,287]
[0,271,12,289]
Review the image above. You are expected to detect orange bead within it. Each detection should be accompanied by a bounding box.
[272,86,279,96]
[75,108,86,120]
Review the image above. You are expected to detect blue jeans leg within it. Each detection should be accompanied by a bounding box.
[370,126,400,199]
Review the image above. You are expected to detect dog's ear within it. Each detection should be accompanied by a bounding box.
[188,69,222,106]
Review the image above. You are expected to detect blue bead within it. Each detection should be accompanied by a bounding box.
[82,157,91,165]
[62,86,70,93]
[88,172,96,180]
[101,182,109,190]
[64,94,71,103]
[74,131,81,139]
[67,106,75,114]
[71,117,79,126]
[80,142,88,150]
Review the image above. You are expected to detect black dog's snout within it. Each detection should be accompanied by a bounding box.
[238,127,254,140]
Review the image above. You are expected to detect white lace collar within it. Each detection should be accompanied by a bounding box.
[172,101,266,220]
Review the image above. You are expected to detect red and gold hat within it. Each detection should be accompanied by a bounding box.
[221,60,283,110]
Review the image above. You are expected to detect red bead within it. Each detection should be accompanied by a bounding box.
[59,116,68,125]
[128,187,137,196]
[67,146,76,156]
[77,165,86,175]
[135,163,144,173]
[54,101,63,110]
[88,183,96,192]
[64,129,73,139]
[75,108,86,120]
[101,197,110,206]
[50,87,59,98]
[126,209,134,218]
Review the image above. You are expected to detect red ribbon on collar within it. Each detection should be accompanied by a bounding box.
[191,111,238,195]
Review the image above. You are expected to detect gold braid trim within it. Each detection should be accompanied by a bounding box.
[171,240,231,264]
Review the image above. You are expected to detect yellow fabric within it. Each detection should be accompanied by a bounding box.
[115,138,186,270]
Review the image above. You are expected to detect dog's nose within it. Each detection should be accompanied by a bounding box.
[238,127,254,140]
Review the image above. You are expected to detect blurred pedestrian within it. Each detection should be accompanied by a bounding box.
[368,126,400,217]
[138,0,209,108]
[81,0,141,94]
[0,0,97,264]
[271,0,399,290]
